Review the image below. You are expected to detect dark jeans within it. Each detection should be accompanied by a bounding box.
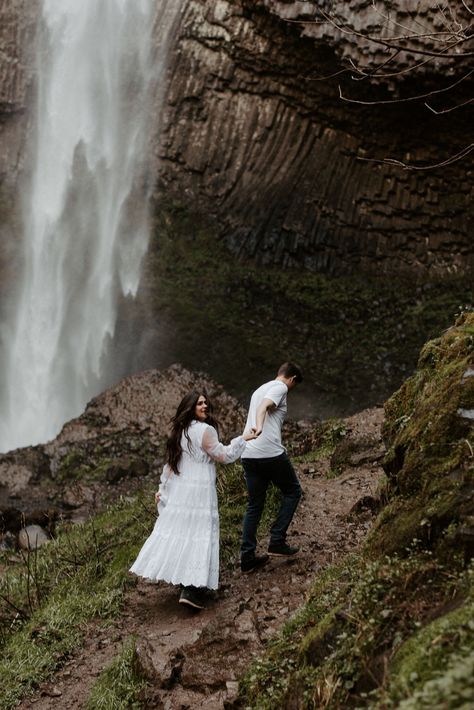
[240,453,302,560]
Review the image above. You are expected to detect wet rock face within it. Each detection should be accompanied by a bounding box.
[156,0,473,275]
[0,0,36,184]
[0,0,473,277]
[0,0,37,294]
[0,0,34,114]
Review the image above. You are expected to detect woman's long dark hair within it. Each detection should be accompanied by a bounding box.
[165,390,219,474]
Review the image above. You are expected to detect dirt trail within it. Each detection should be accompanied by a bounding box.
[19,407,384,709]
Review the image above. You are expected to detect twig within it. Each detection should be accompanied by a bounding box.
[293,9,474,58]
[304,67,352,82]
[346,49,450,80]
[32,543,42,606]
[357,143,474,170]
[0,592,28,621]
[425,97,474,113]
[465,439,474,457]
[370,0,443,36]
[18,541,35,614]
[461,0,474,17]
[338,68,474,106]
[348,50,402,81]
[91,520,101,572]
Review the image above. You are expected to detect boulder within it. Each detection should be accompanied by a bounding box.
[18,524,49,550]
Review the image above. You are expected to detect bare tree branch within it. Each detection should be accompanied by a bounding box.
[425,97,474,113]
[289,9,474,58]
[347,52,439,80]
[461,0,474,17]
[357,143,474,170]
[339,68,474,106]
[284,3,474,169]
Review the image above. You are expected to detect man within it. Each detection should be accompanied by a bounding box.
[240,362,303,573]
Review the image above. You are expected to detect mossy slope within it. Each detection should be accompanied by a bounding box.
[140,200,473,416]
[238,313,474,709]
[0,459,271,709]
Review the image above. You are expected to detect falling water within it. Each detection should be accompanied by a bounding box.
[0,0,179,452]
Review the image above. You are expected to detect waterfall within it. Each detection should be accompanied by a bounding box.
[0,0,179,452]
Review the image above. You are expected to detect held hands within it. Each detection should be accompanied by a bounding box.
[243,427,260,441]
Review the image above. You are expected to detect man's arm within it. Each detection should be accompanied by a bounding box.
[255,398,276,436]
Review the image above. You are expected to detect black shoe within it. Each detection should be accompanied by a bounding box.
[268,542,299,557]
[240,554,269,574]
[179,586,206,610]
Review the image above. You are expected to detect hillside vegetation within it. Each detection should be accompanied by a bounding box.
[238,311,474,708]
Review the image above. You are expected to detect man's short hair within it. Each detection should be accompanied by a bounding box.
[278,362,303,383]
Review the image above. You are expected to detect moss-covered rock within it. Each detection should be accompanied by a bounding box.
[371,312,474,557]
[236,314,474,709]
[138,199,474,416]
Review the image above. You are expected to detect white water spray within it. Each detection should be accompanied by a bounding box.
[0,0,180,452]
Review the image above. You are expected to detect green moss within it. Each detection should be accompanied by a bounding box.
[370,312,474,558]
[294,419,347,468]
[239,547,472,709]
[396,651,474,709]
[53,431,163,484]
[56,448,92,480]
[144,200,474,412]
[86,638,147,710]
[237,315,474,709]
[387,592,474,704]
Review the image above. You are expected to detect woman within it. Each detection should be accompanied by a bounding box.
[130,390,257,609]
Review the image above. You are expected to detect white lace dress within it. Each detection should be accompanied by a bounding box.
[129,420,246,590]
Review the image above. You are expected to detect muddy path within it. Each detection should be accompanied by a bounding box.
[19,408,384,709]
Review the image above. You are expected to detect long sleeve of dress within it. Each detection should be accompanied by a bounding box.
[157,463,173,512]
[201,425,247,463]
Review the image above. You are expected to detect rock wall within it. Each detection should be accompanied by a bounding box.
[0,0,473,276]
[155,0,474,274]
[0,0,35,180]
[0,0,36,296]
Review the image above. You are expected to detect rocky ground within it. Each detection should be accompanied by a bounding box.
[11,400,384,709]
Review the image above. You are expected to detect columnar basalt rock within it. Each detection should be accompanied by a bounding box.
[0,0,35,178]
[155,0,473,274]
[0,0,472,276]
[0,0,36,294]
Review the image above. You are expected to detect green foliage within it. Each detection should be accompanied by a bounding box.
[371,312,474,557]
[294,419,347,478]
[386,576,474,707]
[396,651,474,710]
[237,314,474,709]
[0,459,277,708]
[86,638,147,710]
[146,200,474,409]
[0,493,155,708]
[239,548,473,709]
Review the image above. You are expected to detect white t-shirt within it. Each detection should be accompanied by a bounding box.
[242,379,288,459]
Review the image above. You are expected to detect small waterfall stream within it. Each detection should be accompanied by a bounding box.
[0,0,179,452]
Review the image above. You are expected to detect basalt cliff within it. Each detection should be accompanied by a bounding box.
[1,0,473,277]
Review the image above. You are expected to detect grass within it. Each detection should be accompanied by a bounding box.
[86,638,147,710]
[0,492,155,709]
[0,457,278,709]
[239,547,473,709]
[236,313,474,709]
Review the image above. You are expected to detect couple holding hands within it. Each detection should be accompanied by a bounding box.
[130,362,303,609]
